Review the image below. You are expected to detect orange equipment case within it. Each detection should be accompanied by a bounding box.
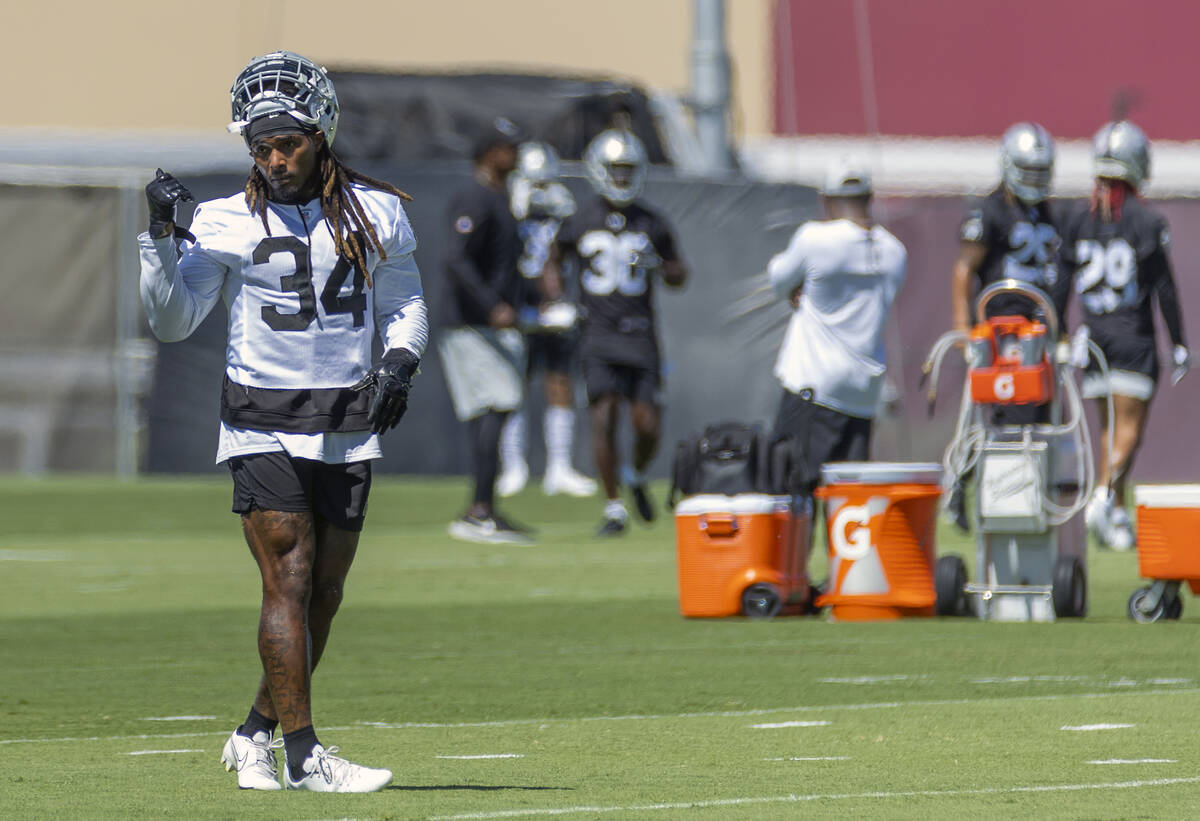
[1133,485,1200,595]
[814,462,943,621]
[967,316,1054,405]
[674,493,809,618]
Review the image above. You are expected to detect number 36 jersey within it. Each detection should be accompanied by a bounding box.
[556,196,681,368]
[138,184,428,444]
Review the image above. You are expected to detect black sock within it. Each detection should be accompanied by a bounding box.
[237,706,278,740]
[284,725,321,780]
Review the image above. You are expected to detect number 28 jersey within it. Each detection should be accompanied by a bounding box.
[556,196,681,367]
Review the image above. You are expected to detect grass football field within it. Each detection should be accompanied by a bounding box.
[1,475,1198,820]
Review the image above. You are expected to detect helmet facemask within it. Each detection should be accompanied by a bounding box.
[584,130,647,207]
[1000,122,1055,206]
[229,51,340,147]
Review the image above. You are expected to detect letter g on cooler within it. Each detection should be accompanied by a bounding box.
[994,373,1015,401]
[831,503,872,560]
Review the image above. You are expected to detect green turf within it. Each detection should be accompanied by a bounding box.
[0,475,1197,820]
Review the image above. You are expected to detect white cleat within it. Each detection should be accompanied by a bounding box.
[543,466,598,497]
[1109,507,1135,552]
[284,744,393,793]
[221,729,283,791]
[497,462,529,497]
[1085,491,1113,547]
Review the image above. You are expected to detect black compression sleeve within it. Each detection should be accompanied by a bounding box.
[1150,250,1186,347]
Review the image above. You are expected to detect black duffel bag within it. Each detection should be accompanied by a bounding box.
[668,421,802,506]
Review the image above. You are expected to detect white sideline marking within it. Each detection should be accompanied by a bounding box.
[140,715,216,722]
[437,754,525,760]
[428,777,1200,820]
[1061,724,1136,731]
[1089,759,1176,765]
[4,688,1198,746]
[751,721,831,729]
[124,749,204,756]
[764,756,849,761]
[0,550,70,561]
[819,675,920,684]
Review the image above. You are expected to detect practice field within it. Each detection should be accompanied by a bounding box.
[1,476,1197,820]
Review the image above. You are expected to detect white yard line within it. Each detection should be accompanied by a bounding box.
[1089,759,1176,765]
[140,715,216,722]
[437,754,525,760]
[123,749,204,756]
[428,777,1200,820]
[1061,724,1136,731]
[763,756,850,761]
[3,688,1197,746]
[750,721,832,729]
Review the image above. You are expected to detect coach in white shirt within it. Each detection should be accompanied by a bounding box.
[768,159,907,492]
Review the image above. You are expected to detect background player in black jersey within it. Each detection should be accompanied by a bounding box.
[1061,120,1189,550]
[496,141,598,500]
[545,129,688,535]
[945,121,1071,529]
[439,117,534,545]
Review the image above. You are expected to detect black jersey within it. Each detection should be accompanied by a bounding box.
[1060,196,1185,365]
[439,177,523,327]
[557,196,680,368]
[515,215,562,310]
[959,186,1070,324]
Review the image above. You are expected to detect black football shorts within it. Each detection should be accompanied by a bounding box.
[582,357,662,406]
[773,388,872,492]
[228,451,373,532]
[526,331,576,377]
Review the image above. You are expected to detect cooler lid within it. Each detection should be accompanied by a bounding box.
[674,493,786,516]
[1134,484,1200,508]
[820,461,943,486]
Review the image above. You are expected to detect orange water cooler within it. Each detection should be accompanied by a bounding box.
[1128,484,1200,622]
[674,494,810,618]
[814,463,943,621]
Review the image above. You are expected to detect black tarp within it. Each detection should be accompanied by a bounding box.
[326,71,672,166]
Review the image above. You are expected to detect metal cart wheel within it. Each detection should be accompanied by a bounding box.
[1127,586,1166,623]
[935,554,968,616]
[742,583,782,619]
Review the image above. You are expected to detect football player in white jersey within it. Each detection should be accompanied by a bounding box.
[768,159,907,496]
[139,51,427,793]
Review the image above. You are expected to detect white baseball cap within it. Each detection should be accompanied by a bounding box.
[822,158,873,197]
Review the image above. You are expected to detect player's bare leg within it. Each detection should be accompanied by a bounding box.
[627,400,661,522]
[591,394,627,534]
[1104,394,1150,550]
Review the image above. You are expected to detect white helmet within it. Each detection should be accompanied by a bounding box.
[510,142,575,220]
[584,129,647,206]
[228,51,340,146]
[1092,120,1151,188]
[1000,122,1055,205]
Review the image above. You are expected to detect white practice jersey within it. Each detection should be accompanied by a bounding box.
[768,218,906,418]
[139,183,428,464]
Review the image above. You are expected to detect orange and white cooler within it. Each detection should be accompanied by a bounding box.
[814,462,943,621]
[674,494,809,618]
[1134,484,1200,594]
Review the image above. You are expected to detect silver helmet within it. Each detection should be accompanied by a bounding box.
[584,129,647,206]
[1092,120,1151,188]
[510,142,576,219]
[1000,122,1055,205]
[228,51,340,146]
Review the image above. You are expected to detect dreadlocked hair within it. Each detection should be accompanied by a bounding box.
[1090,178,1134,223]
[244,143,412,287]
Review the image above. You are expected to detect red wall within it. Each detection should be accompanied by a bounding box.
[773,0,1200,140]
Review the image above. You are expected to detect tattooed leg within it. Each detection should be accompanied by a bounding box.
[242,509,316,734]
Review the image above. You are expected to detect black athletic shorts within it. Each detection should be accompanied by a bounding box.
[228,451,373,532]
[581,357,662,406]
[1086,338,1158,379]
[526,331,575,376]
[773,389,872,492]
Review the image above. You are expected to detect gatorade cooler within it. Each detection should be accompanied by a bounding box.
[814,462,943,621]
[1133,485,1200,592]
[674,494,809,618]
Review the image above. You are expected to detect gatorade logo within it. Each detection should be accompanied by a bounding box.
[831,504,872,560]
[994,373,1015,400]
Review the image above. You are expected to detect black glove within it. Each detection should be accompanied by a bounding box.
[145,168,194,238]
[351,348,420,434]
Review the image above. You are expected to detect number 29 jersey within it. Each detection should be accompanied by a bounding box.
[556,196,681,368]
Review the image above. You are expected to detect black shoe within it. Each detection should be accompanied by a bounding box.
[595,516,628,537]
[630,484,656,523]
[943,481,969,533]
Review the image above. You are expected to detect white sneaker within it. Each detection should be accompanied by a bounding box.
[221,729,282,791]
[1085,491,1113,547]
[543,466,598,497]
[447,514,534,545]
[497,462,529,497]
[284,744,392,793]
[1109,507,1135,552]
